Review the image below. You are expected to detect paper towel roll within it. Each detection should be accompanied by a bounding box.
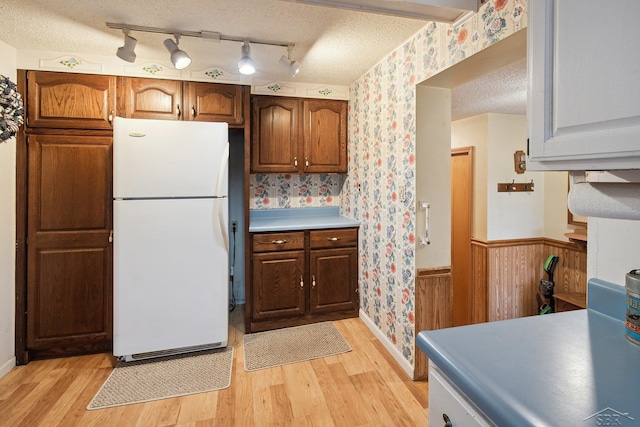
[568,182,640,220]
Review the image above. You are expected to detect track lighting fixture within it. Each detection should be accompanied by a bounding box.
[106,22,296,76]
[116,29,137,63]
[163,35,191,70]
[279,46,301,77]
[237,42,256,75]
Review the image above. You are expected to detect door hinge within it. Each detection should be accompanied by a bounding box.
[109,230,113,243]
[15,240,18,250]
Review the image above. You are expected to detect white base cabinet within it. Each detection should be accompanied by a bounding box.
[527,0,640,171]
[429,364,493,427]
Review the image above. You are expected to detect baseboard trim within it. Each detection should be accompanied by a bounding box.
[0,356,16,379]
[359,309,414,380]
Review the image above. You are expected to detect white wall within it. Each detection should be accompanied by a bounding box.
[588,218,640,287]
[543,171,571,241]
[486,114,544,240]
[415,85,451,269]
[451,113,570,243]
[0,39,17,378]
[451,114,488,241]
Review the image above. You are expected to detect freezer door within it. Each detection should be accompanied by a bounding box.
[113,117,228,198]
[113,198,229,357]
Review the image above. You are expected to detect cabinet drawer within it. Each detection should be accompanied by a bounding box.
[310,228,357,249]
[252,232,304,252]
[429,365,492,427]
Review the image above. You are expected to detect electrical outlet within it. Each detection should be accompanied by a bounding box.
[231,221,238,231]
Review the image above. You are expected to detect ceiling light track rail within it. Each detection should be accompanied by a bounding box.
[106,22,294,49]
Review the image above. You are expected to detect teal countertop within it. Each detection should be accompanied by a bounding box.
[417,279,640,426]
[249,207,359,232]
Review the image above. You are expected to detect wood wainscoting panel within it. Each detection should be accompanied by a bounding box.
[471,240,488,324]
[543,240,587,295]
[414,267,452,380]
[487,239,545,321]
[483,238,587,322]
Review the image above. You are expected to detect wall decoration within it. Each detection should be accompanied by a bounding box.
[0,75,24,142]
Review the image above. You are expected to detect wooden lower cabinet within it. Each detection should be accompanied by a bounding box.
[252,250,305,320]
[248,227,359,332]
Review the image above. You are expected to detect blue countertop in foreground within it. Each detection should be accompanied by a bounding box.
[249,207,359,232]
[417,279,640,426]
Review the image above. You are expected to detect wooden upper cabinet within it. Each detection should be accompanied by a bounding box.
[184,82,243,126]
[251,96,300,173]
[117,77,182,121]
[303,100,347,173]
[251,95,348,173]
[27,71,116,129]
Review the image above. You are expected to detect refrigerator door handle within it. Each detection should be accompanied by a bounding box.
[216,142,230,251]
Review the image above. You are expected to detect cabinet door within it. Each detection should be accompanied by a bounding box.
[251,96,300,173]
[27,134,112,357]
[303,100,347,173]
[309,247,358,314]
[184,82,243,125]
[252,250,305,320]
[27,71,116,129]
[528,0,640,170]
[118,77,182,120]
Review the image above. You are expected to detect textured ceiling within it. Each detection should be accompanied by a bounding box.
[0,0,526,117]
[451,59,527,121]
[0,0,429,86]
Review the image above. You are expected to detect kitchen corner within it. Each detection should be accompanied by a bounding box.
[417,279,640,426]
[247,206,360,334]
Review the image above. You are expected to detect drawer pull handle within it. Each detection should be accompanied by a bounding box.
[300,276,304,289]
[327,237,341,241]
[271,240,287,244]
[176,104,181,117]
[312,275,316,289]
[443,413,453,427]
[294,157,298,167]
[305,157,309,168]
[191,105,196,117]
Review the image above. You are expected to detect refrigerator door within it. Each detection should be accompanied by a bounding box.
[113,198,229,358]
[113,117,228,198]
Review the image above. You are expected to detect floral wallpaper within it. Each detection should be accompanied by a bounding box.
[249,173,343,209]
[250,0,527,367]
[343,0,527,366]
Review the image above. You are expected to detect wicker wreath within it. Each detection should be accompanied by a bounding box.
[0,75,24,142]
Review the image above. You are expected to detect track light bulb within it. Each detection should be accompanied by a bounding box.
[116,31,137,63]
[238,42,256,75]
[279,55,301,77]
[163,37,191,70]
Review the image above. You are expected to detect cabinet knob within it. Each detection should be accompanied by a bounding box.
[312,275,316,289]
[176,104,181,117]
[305,158,309,167]
[191,105,196,117]
[443,413,453,427]
[271,239,287,245]
[294,156,298,167]
[108,111,114,125]
[300,276,304,289]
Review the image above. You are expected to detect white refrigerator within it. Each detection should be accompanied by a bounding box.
[113,117,229,361]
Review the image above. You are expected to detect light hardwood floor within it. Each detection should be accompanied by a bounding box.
[0,307,429,426]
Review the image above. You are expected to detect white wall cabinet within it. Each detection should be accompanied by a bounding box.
[429,365,493,427]
[527,0,640,171]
